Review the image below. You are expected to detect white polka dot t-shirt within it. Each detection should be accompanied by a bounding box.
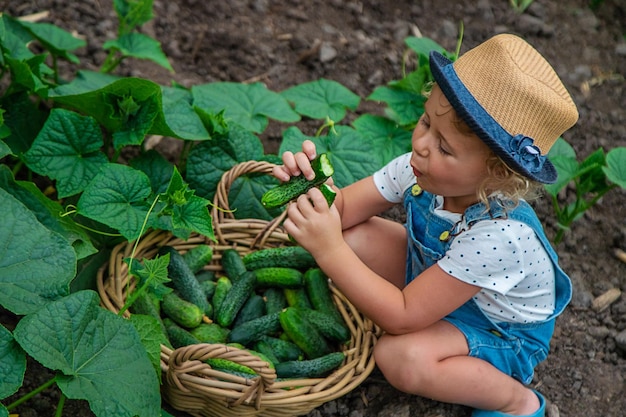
[373,153,556,323]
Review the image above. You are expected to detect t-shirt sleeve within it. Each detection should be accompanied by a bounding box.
[372,152,415,203]
[437,220,542,294]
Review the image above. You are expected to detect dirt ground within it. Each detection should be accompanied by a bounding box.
[3,0,626,416]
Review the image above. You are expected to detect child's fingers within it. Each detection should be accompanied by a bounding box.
[301,140,317,160]
[294,152,315,180]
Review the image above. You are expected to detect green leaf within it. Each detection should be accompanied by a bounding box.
[126,254,171,299]
[51,76,180,139]
[23,108,108,198]
[0,324,26,399]
[103,32,173,72]
[186,125,266,201]
[280,78,360,122]
[114,0,154,34]
[0,166,97,260]
[1,91,47,155]
[603,147,626,188]
[543,155,579,196]
[548,137,577,160]
[167,195,214,240]
[161,86,210,140]
[155,167,215,240]
[0,15,37,60]
[404,36,448,58]
[13,290,160,417]
[278,125,380,188]
[367,86,426,126]
[192,82,300,133]
[129,149,174,194]
[77,164,153,241]
[109,91,160,149]
[0,188,74,315]
[18,20,86,64]
[129,314,165,382]
[352,114,412,165]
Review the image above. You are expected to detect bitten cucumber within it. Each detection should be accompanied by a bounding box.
[261,153,334,209]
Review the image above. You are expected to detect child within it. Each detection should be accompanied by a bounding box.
[274,34,578,417]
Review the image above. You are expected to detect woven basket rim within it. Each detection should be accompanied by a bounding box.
[97,160,381,417]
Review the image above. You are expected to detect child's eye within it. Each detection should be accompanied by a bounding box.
[418,115,430,128]
[437,144,451,155]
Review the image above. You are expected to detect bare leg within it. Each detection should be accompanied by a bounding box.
[342,216,407,289]
[374,321,541,415]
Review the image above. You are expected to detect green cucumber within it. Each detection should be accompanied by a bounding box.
[159,246,211,316]
[295,307,350,343]
[161,291,204,328]
[259,335,303,362]
[190,323,230,344]
[319,183,337,207]
[164,318,201,348]
[182,244,213,273]
[279,307,332,359]
[211,276,232,313]
[284,287,312,309]
[252,339,280,366]
[242,246,316,270]
[227,312,282,346]
[304,268,343,324]
[216,271,256,327]
[275,351,345,378]
[195,270,216,283]
[263,288,288,315]
[261,153,334,209]
[254,267,304,288]
[130,290,171,348]
[221,248,247,283]
[200,279,217,300]
[206,358,256,376]
[232,293,267,328]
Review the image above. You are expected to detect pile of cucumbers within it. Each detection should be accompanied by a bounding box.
[131,243,351,380]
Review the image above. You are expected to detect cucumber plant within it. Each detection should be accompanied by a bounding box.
[0,3,494,417]
[544,138,626,244]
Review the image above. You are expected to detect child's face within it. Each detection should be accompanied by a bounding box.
[410,85,492,213]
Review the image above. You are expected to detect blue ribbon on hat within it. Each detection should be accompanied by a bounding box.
[509,134,545,174]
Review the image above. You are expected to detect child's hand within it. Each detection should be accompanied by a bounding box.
[283,187,344,259]
[272,139,317,182]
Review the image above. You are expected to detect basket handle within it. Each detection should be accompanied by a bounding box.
[211,160,288,248]
[165,343,277,409]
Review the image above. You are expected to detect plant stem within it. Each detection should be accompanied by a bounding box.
[55,393,66,417]
[6,377,57,410]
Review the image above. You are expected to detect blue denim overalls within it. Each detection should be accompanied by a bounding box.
[404,185,572,384]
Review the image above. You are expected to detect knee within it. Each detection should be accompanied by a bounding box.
[374,335,436,394]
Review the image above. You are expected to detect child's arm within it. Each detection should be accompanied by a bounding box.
[285,187,480,334]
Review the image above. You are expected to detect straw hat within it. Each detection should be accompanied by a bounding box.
[429,33,579,184]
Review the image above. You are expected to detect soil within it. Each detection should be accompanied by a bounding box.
[3,0,626,416]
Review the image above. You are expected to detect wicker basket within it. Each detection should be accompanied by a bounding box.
[97,160,382,417]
